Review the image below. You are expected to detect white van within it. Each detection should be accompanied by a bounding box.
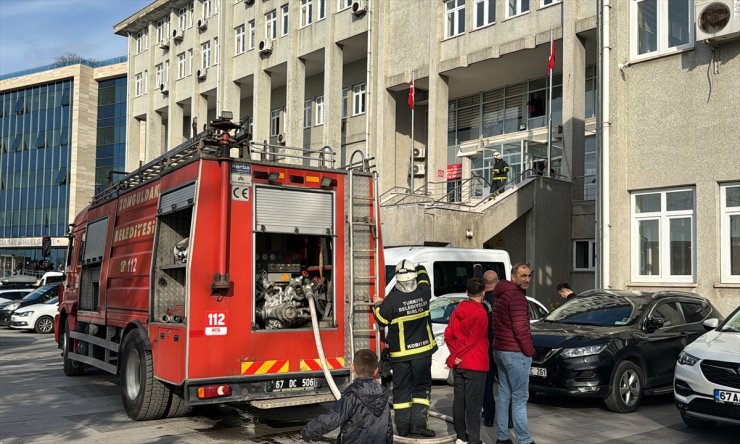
[384,247,512,298]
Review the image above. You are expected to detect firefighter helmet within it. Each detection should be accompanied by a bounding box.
[395,259,417,282]
[492,151,502,159]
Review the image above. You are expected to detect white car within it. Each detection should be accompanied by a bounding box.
[10,296,59,334]
[674,305,740,428]
[430,293,549,381]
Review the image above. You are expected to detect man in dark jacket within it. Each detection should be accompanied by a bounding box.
[302,349,393,443]
[490,151,510,196]
[492,263,536,444]
[372,260,438,437]
[445,277,489,444]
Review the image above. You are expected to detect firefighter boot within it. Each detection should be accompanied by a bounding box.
[410,404,436,437]
[394,407,412,437]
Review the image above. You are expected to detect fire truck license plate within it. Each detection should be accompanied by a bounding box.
[266,377,317,393]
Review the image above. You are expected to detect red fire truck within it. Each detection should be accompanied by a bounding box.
[55,115,383,420]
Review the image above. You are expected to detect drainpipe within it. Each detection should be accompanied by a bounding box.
[600,0,611,289]
[364,0,372,157]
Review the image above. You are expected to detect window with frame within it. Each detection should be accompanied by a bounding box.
[164,60,170,82]
[318,0,326,20]
[155,63,164,88]
[266,10,277,40]
[203,0,212,18]
[214,37,219,65]
[445,0,465,38]
[188,49,194,75]
[177,53,186,79]
[573,239,596,271]
[315,95,324,125]
[507,0,530,18]
[304,99,312,128]
[143,70,148,92]
[270,108,281,136]
[338,0,352,11]
[189,1,195,27]
[281,4,289,36]
[541,0,561,7]
[136,29,148,54]
[474,0,495,29]
[301,0,314,27]
[135,73,143,96]
[582,136,596,201]
[632,188,695,282]
[201,41,211,69]
[179,6,188,29]
[249,20,256,49]
[235,25,245,54]
[721,183,740,283]
[352,83,366,116]
[631,0,692,60]
[680,301,711,324]
[342,87,349,119]
[156,18,169,43]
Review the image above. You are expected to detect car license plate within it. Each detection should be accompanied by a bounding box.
[530,366,547,377]
[715,389,740,405]
[265,377,317,393]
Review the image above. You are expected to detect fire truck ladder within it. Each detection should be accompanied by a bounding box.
[347,151,382,363]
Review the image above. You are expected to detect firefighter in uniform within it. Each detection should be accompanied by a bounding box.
[490,151,510,196]
[372,260,438,438]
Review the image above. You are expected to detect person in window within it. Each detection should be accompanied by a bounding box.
[527,93,545,118]
[489,151,510,197]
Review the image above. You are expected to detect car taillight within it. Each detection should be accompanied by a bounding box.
[197,384,232,399]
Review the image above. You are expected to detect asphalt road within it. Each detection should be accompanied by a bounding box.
[1,328,738,443]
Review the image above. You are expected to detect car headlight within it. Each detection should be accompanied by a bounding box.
[434,333,445,347]
[14,311,33,317]
[4,302,20,311]
[678,351,700,366]
[560,344,607,358]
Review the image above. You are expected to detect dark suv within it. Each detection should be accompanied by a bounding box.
[0,284,61,326]
[528,290,723,413]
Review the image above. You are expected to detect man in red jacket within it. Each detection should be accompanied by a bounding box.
[445,277,489,444]
[492,264,536,444]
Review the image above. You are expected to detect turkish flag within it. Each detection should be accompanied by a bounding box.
[548,37,556,75]
[408,79,415,109]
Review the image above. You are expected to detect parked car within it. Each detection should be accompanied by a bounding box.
[429,293,549,381]
[0,284,61,327]
[528,289,723,413]
[674,305,740,428]
[0,288,34,304]
[10,296,59,334]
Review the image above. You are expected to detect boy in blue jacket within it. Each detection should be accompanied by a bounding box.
[302,349,393,443]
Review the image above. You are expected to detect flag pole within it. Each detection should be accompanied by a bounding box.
[410,70,415,193]
[547,29,553,177]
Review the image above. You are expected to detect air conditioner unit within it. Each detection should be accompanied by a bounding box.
[198,18,208,32]
[413,147,426,159]
[695,0,740,42]
[413,162,426,177]
[196,69,207,81]
[277,133,286,144]
[172,29,183,43]
[160,83,169,94]
[351,0,367,16]
[159,39,170,50]
[245,0,255,5]
[258,39,273,55]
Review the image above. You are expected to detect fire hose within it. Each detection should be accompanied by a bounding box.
[305,290,456,443]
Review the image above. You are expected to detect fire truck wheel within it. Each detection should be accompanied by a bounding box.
[62,319,84,376]
[121,329,169,420]
[165,390,192,418]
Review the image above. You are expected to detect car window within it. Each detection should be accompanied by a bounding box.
[45,296,59,305]
[430,298,459,324]
[650,301,684,327]
[528,301,547,320]
[432,261,505,296]
[385,265,396,287]
[680,301,710,323]
[545,294,640,326]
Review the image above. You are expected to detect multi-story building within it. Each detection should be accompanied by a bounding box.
[0,58,127,277]
[113,0,738,313]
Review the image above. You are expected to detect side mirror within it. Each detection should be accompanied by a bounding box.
[703,318,719,330]
[645,318,664,331]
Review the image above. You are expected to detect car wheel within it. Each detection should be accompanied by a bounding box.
[62,319,84,376]
[604,360,643,413]
[34,316,54,334]
[680,409,716,428]
[120,329,169,420]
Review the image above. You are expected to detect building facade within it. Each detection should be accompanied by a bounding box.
[113,0,738,313]
[0,59,127,277]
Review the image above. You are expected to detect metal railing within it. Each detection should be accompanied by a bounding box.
[249,141,336,168]
[0,56,127,81]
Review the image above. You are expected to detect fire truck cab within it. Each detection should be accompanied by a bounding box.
[55,115,383,420]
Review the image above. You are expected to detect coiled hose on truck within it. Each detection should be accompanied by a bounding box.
[306,290,455,443]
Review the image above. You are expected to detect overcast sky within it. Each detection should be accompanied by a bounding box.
[0,0,152,76]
